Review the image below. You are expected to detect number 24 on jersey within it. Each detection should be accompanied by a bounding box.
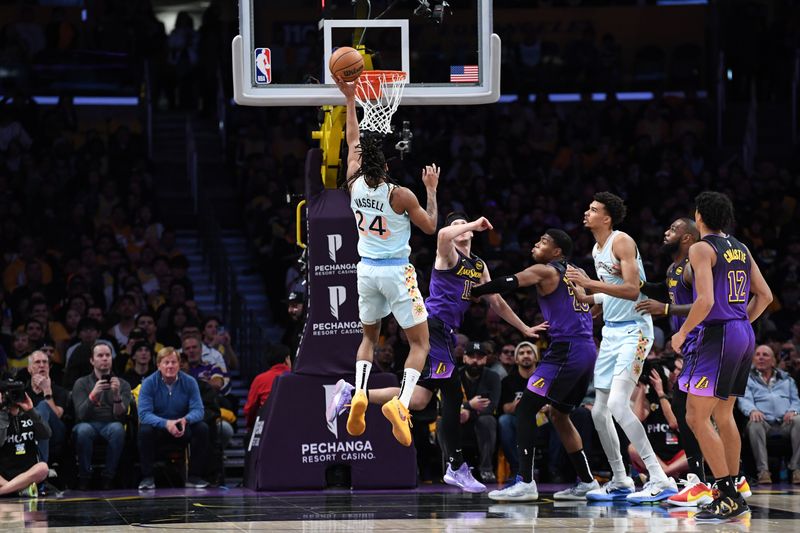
[355,211,392,240]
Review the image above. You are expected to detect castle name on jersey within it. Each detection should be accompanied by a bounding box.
[354,198,385,211]
[723,248,747,264]
[455,265,483,280]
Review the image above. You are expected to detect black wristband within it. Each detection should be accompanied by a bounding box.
[470,275,519,297]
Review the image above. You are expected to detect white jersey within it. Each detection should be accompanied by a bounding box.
[592,230,654,338]
[350,177,411,260]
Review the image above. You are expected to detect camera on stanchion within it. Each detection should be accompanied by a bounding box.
[0,378,26,409]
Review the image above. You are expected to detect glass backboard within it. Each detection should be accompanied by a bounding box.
[233,0,500,106]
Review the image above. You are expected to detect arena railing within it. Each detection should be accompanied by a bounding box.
[793,48,799,145]
[186,117,267,384]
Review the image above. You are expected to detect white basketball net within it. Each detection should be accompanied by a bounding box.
[355,71,407,135]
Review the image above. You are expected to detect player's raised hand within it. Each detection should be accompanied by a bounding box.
[421,164,440,190]
[472,217,493,232]
[333,75,356,99]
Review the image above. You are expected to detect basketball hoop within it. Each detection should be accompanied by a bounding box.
[355,70,407,135]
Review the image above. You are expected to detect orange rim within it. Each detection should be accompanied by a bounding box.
[356,70,407,100]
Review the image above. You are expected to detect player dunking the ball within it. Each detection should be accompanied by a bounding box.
[566,192,679,503]
[332,76,438,447]
[672,192,771,521]
[328,212,545,492]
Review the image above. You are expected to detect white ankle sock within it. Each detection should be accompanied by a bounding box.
[398,368,421,408]
[355,360,372,392]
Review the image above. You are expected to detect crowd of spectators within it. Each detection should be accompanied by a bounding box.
[0,15,241,488]
[2,0,799,492]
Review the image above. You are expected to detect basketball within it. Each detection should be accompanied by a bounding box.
[329,47,364,82]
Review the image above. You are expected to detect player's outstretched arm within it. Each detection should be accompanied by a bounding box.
[471,263,555,297]
[334,76,361,182]
[671,242,714,353]
[636,299,693,317]
[392,164,439,234]
[745,246,773,323]
[477,264,549,338]
[435,217,492,270]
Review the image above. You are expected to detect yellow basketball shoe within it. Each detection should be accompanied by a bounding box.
[346,389,368,436]
[381,396,412,446]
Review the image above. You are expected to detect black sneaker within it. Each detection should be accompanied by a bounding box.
[695,494,750,521]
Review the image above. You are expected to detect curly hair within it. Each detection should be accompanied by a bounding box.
[346,134,393,189]
[695,191,734,232]
[593,191,627,227]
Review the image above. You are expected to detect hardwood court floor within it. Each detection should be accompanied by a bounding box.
[3,484,799,531]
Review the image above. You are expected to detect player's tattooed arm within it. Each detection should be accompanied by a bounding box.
[393,167,438,235]
[333,76,360,181]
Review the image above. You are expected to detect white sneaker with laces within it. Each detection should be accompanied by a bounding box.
[487,475,539,501]
[553,479,600,500]
[626,477,679,504]
[585,476,635,501]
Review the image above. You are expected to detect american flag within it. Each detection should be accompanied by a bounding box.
[450,65,479,83]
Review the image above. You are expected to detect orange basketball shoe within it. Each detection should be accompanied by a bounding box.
[667,474,714,507]
[381,396,412,446]
[346,390,368,436]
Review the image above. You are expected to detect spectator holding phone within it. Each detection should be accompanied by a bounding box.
[71,341,132,490]
[137,347,209,490]
[202,317,238,371]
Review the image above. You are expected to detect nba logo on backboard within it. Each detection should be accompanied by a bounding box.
[255,48,271,84]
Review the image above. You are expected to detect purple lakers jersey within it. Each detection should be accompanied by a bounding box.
[668,257,699,354]
[426,251,484,329]
[538,260,593,340]
[667,257,694,333]
[696,234,751,325]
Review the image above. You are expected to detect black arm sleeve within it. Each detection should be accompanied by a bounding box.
[640,280,668,300]
[470,275,519,297]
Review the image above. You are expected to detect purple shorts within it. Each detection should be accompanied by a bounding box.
[527,337,597,411]
[419,316,457,388]
[678,320,755,400]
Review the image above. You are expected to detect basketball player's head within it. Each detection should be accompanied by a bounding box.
[445,211,472,245]
[348,134,391,189]
[585,192,626,230]
[663,217,699,256]
[532,229,573,263]
[694,191,734,233]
